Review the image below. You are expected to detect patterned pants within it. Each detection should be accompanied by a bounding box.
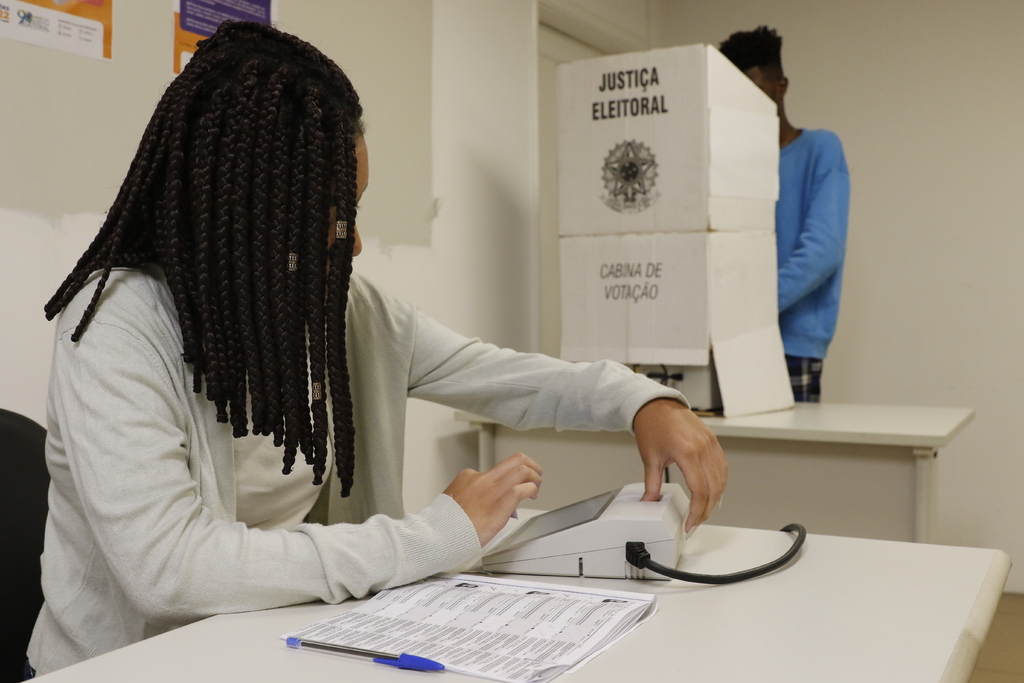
[786,355,823,403]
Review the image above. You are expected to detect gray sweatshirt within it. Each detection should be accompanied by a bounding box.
[28,266,681,674]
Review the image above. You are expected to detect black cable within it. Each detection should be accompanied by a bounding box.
[625,523,806,584]
[644,364,684,385]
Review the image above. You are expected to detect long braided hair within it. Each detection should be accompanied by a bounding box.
[45,22,362,496]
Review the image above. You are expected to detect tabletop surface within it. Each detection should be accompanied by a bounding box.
[36,523,1008,683]
[459,403,976,448]
[701,402,975,447]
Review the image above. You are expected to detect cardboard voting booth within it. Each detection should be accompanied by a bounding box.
[557,44,793,417]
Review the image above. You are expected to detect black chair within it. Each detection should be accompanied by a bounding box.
[0,409,48,682]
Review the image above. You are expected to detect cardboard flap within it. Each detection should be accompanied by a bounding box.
[708,232,778,341]
[706,231,792,417]
[708,196,776,232]
[709,106,779,201]
[705,45,777,115]
[713,326,794,417]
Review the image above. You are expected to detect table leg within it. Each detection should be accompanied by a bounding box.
[914,448,938,543]
[477,422,496,472]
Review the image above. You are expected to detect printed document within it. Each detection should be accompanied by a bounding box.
[283,573,657,682]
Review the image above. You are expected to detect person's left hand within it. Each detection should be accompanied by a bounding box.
[632,398,728,533]
[443,452,543,547]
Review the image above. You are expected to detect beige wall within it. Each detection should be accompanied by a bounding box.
[539,0,652,53]
[654,0,1024,591]
[0,2,432,244]
[537,25,602,356]
[279,2,434,248]
[0,6,166,218]
[0,3,172,424]
[360,0,541,511]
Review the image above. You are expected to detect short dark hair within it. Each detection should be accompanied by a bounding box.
[719,26,783,75]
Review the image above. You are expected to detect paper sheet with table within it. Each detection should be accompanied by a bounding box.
[282,573,657,683]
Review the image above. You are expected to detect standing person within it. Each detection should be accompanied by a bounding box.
[26,22,727,677]
[720,26,850,402]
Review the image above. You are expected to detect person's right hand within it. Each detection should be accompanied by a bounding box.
[444,452,542,547]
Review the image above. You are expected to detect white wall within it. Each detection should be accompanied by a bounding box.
[537,26,602,357]
[654,0,1024,591]
[360,0,540,512]
[539,0,651,54]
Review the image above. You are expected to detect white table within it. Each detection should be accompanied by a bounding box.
[459,403,975,543]
[35,524,1009,683]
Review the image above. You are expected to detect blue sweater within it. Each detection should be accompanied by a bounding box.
[776,129,850,359]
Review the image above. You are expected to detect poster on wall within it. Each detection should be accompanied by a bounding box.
[0,0,112,60]
[173,0,276,74]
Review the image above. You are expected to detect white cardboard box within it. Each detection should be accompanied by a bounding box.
[560,231,792,416]
[557,44,793,417]
[557,44,779,235]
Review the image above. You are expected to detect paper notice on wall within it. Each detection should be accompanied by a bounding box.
[0,0,112,60]
[173,0,276,74]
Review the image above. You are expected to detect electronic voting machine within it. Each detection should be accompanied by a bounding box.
[482,482,688,580]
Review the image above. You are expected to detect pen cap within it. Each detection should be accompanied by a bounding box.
[374,654,445,671]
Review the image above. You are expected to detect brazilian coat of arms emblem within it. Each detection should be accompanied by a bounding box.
[600,140,660,214]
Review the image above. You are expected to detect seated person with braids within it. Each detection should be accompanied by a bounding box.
[26,22,727,677]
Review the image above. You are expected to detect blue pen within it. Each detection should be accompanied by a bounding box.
[286,636,445,671]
